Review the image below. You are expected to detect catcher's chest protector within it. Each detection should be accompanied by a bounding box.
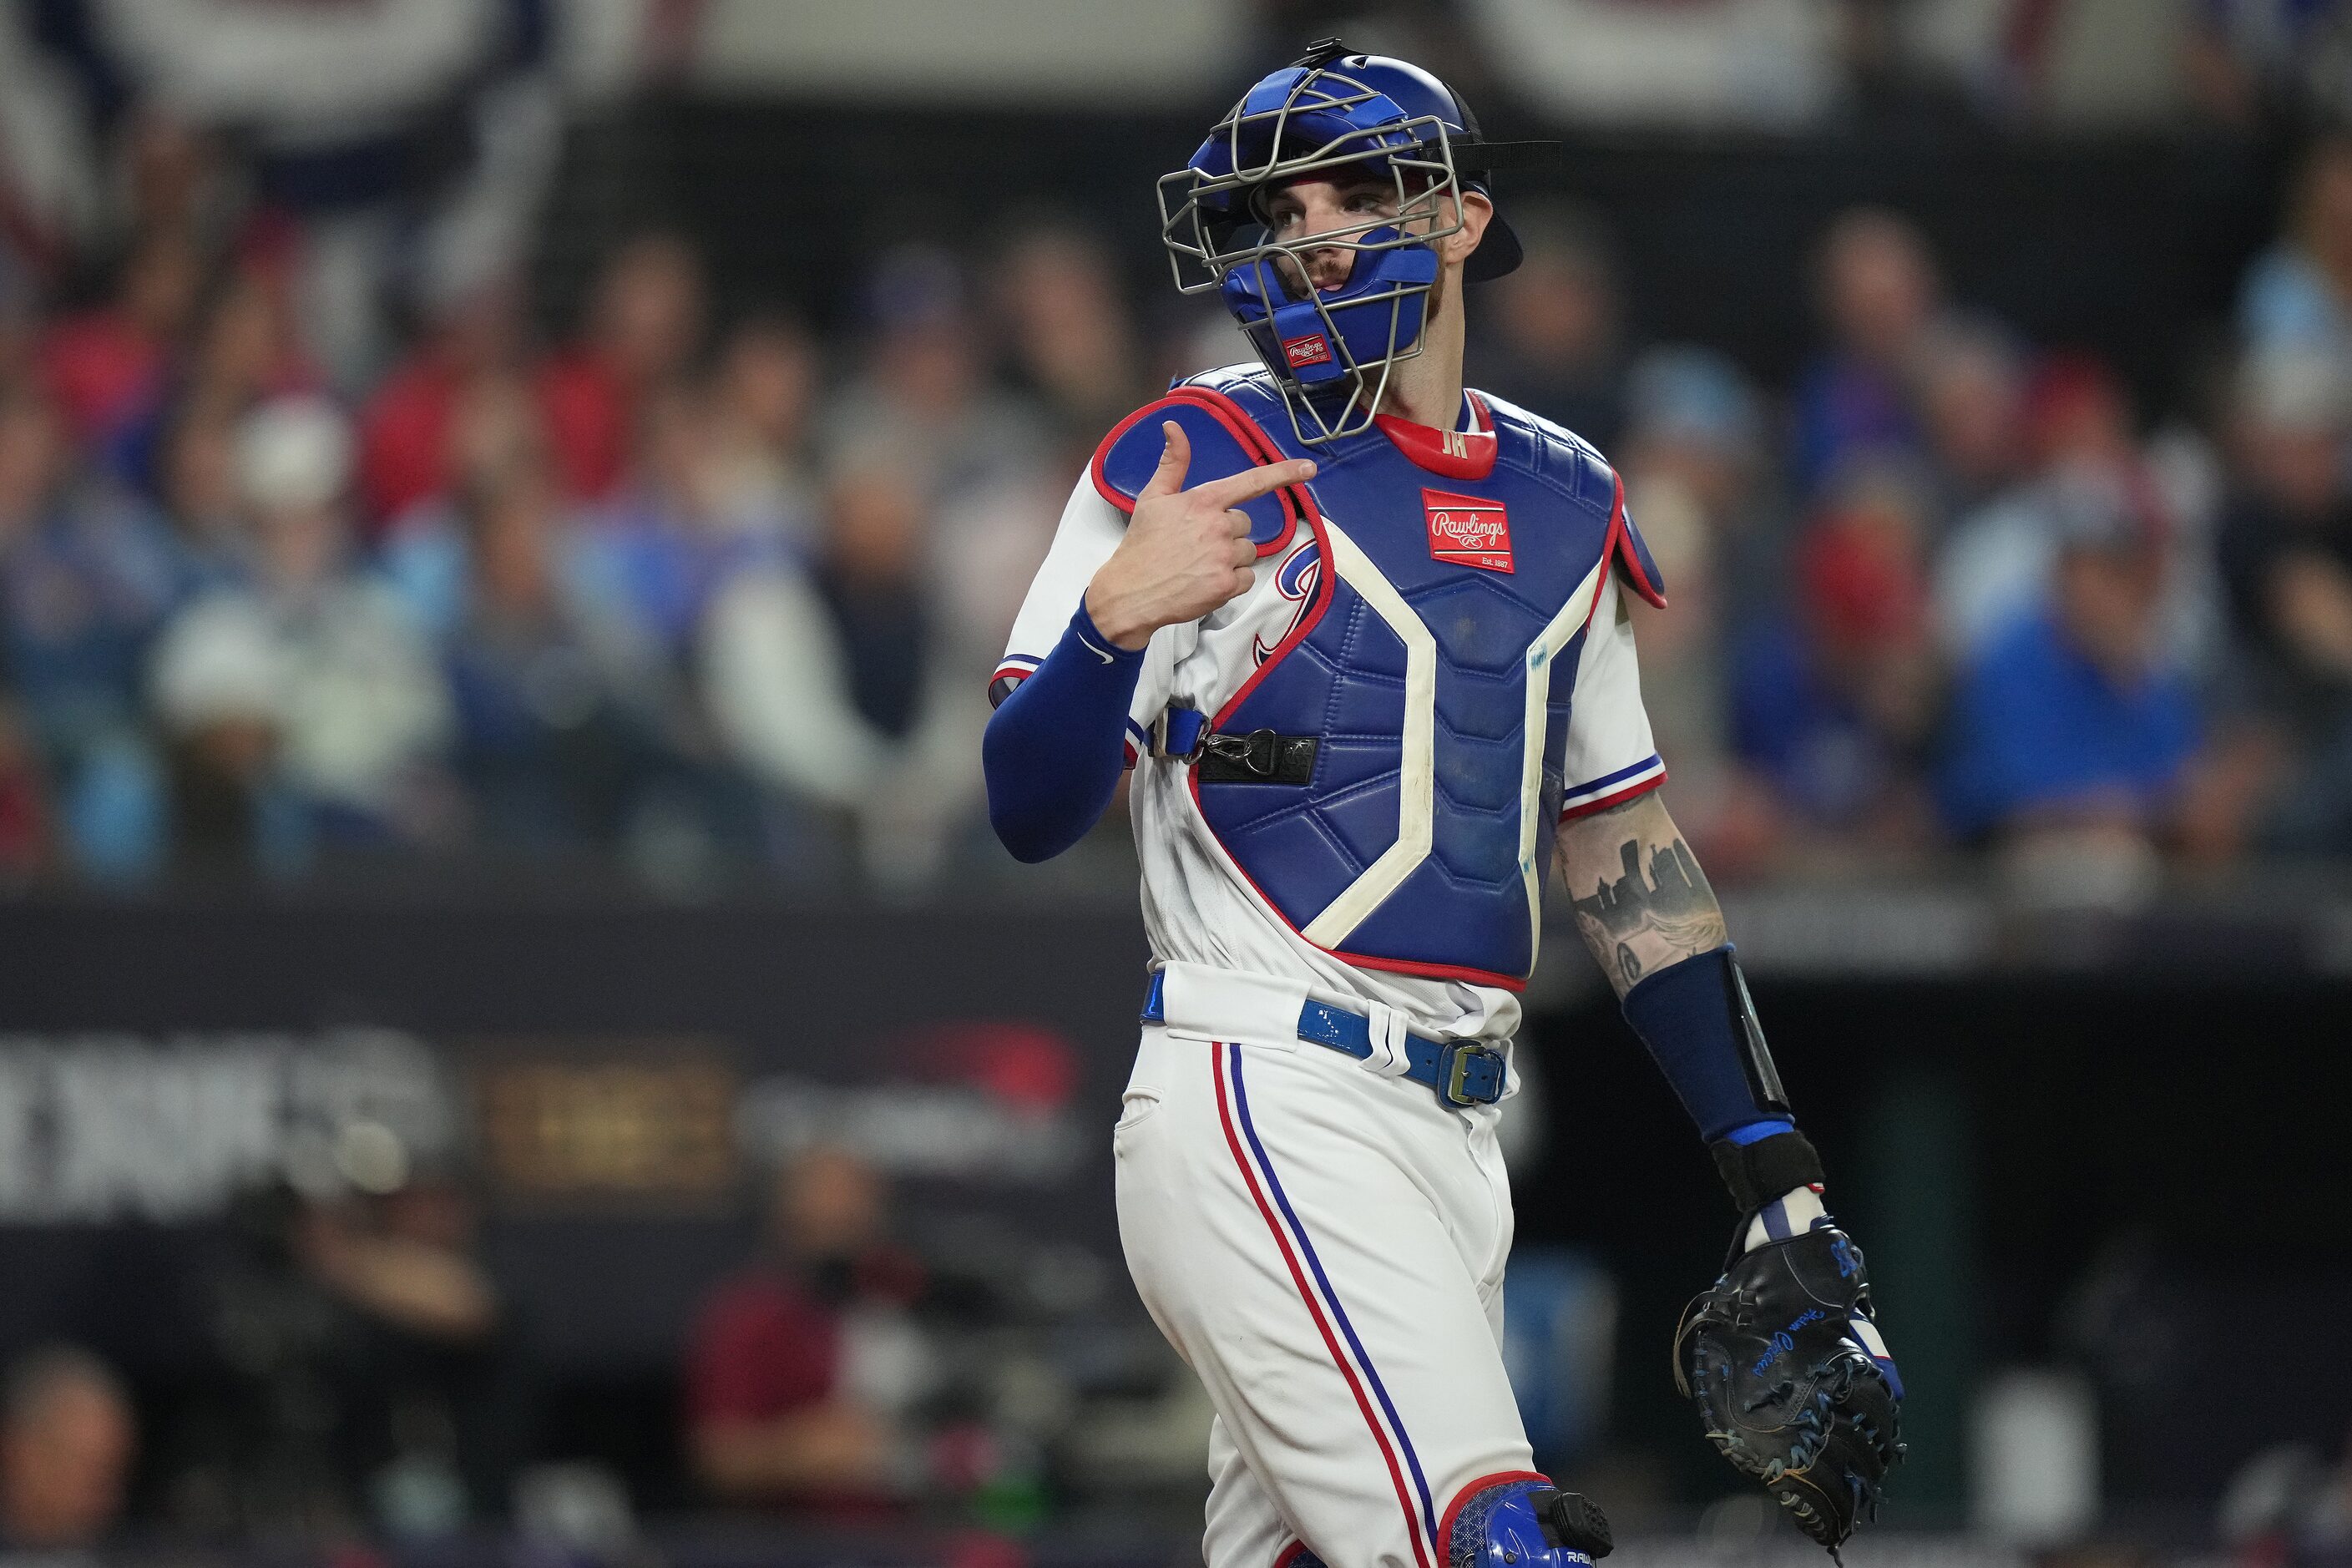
[1098,367,1665,989]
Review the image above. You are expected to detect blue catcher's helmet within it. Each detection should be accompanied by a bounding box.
[1158,38,1555,444]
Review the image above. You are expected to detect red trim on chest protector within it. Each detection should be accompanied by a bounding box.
[1373,392,1496,479]
[1090,387,1303,560]
[1600,468,1667,609]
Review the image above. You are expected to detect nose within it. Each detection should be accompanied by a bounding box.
[1290,209,1357,292]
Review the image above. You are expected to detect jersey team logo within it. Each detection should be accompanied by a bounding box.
[1423,488,1513,573]
[1282,333,1333,369]
[1254,540,1323,665]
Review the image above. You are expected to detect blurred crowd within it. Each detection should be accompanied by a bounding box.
[1569,124,2352,903]
[0,1139,1206,1561]
[16,73,2352,898]
[0,140,1176,892]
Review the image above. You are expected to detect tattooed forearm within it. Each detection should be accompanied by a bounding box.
[1557,793,1728,995]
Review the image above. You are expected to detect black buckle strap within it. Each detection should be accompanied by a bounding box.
[1196,729,1318,784]
[1709,1130,1825,1216]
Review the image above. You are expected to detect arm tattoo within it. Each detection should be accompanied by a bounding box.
[1565,817,1728,994]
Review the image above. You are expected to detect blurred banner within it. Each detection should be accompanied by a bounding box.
[6,897,2352,1519]
[688,0,1250,104]
[0,899,1150,1374]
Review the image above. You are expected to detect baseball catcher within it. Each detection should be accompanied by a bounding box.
[981,37,1901,1566]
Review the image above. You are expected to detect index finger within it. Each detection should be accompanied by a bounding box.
[1191,457,1317,510]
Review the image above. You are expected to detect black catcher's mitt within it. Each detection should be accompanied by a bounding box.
[1674,1226,1903,1557]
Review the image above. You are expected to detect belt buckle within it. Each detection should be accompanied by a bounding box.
[1438,1040,1500,1107]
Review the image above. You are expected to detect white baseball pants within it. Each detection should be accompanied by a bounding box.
[1114,972,1542,1568]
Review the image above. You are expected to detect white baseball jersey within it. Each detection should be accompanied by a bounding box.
[997,372,1668,1568]
[996,458,1662,1046]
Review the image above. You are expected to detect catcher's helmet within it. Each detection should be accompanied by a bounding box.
[1158,39,1555,444]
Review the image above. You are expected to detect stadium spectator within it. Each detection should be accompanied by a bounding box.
[10,0,559,387]
[992,221,1152,457]
[571,382,784,664]
[701,549,885,831]
[114,112,231,264]
[101,255,323,498]
[0,695,48,879]
[2215,349,2352,849]
[1914,316,2029,526]
[1621,345,1781,623]
[382,369,554,641]
[149,395,450,872]
[37,228,199,448]
[357,278,529,532]
[537,235,706,504]
[0,381,181,879]
[814,462,934,744]
[1470,205,1627,453]
[686,1146,933,1510]
[555,379,793,878]
[0,1346,134,1560]
[1939,471,2201,867]
[2240,132,2352,367]
[1730,462,1945,857]
[149,393,251,586]
[184,1156,519,1539]
[1792,209,1945,496]
[703,313,822,546]
[2188,0,2352,129]
[704,448,1007,888]
[437,458,655,852]
[823,245,1050,508]
[1937,354,2164,655]
[1615,347,1782,866]
[296,1163,518,1530]
[1937,349,2227,715]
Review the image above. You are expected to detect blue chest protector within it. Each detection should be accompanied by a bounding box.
[1093,367,1665,989]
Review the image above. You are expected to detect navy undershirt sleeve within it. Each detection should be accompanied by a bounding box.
[984,600,1146,863]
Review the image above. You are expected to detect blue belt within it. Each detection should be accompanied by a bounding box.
[1141,971,1506,1108]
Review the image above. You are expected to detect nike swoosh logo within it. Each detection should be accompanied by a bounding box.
[1075,630,1118,664]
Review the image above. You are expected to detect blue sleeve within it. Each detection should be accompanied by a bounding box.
[983,599,1147,863]
[1621,943,1795,1146]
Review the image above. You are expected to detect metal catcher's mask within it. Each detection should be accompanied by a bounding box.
[1159,41,1551,445]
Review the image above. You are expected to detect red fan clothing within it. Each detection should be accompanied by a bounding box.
[685,1269,842,1433]
[41,311,165,445]
[535,351,631,503]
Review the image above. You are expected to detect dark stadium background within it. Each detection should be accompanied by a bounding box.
[6,2,2352,1564]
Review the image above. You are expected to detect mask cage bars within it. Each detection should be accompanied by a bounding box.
[1157,67,1468,445]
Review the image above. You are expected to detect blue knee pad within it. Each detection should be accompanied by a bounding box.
[1449,1479,1613,1568]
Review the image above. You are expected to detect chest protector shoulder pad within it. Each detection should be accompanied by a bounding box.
[1099,367,1666,989]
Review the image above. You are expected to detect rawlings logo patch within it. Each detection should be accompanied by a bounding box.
[1282,334,1333,369]
[1423,488,1513,573]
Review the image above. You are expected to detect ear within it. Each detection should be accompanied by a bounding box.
[1438,189,1495,271]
